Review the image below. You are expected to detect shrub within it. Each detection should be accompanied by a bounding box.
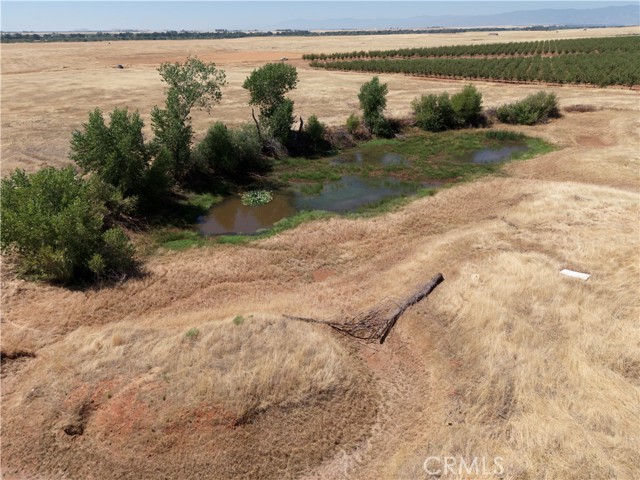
[194,123,268,181]
[184,327,200,339]
[358,76,388,134]
[346,113,360,134]
[451,84,483,126]
[70,107,149,200]
[0,167,135,284]
[412,93,455,132]
[371,116,394,138]
[496,91,560,125]
[305,115,326,147]
[229,123,267,174]
[195,122,235,176]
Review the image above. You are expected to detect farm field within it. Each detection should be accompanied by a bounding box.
[308,35,640,86]
[2,26,640,479]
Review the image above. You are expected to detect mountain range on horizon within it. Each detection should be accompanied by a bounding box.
[274,4,640,30]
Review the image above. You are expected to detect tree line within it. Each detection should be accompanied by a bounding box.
[0,25,606,43]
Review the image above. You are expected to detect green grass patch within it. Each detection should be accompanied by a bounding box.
[351,187,439,217]
[485,130,526,141]
[240,190,273,206]
[155,230,207,251]
[183,192,222,211]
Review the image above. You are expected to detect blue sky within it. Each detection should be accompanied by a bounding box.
[1,1,634,32]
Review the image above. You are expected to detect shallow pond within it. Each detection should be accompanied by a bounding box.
[198,140,530,235]
[198,176,431,235]
[465,145,528,164]
[331,150,408,166]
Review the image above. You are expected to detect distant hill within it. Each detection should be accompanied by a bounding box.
[276,4,640,30]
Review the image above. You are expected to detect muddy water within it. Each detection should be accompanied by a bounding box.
[198,193,296,235]
[198,143,529,235]
[198,176,426,235]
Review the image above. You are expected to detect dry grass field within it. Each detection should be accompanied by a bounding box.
[2,27,640,479]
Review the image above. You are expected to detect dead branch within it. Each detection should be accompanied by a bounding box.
[251,108,262,141]
[377,273,444,343]
[284,273,444,344]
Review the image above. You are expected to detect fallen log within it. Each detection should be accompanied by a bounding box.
[284,273,444,344]
[377,273,444,344]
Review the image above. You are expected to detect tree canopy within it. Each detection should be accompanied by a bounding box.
[358,76,388,131]
[242,63,298,118]
[157,56,227,119]
[152,56,227,182]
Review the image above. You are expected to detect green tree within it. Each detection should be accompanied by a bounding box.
[242,63,298,143]
[0,167,135,284]
[358,76,388,134]
[451,84,483,127]
[70,107,149,199]
[305,114,326,149]
[151,56,227,182]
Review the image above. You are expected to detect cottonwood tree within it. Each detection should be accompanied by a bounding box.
[242,63,298,143]
[151,56,227,182]
[358,76,391,136]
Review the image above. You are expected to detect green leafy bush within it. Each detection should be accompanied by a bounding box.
[451,84,483,126]
[70,107,149,198]
[346,113,360,134]
[229,123,267,174]
[195,122,267,180]
[412,93,455,132]
[371,116,394,137]
[496,91,560,125]
[1,167,135,284]
[304,115,327,150]
[358,76,388,134]
[267,98,295,143]
[70,107,172,212]
[195,122,235,176]
[305,115,326,147]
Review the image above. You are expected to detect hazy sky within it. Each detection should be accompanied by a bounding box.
[1,1,635,31]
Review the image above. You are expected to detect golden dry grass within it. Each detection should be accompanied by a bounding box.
[2,28,640,479]
[2,315,374,479]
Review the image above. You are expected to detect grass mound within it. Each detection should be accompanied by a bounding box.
[1,315,375,479]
